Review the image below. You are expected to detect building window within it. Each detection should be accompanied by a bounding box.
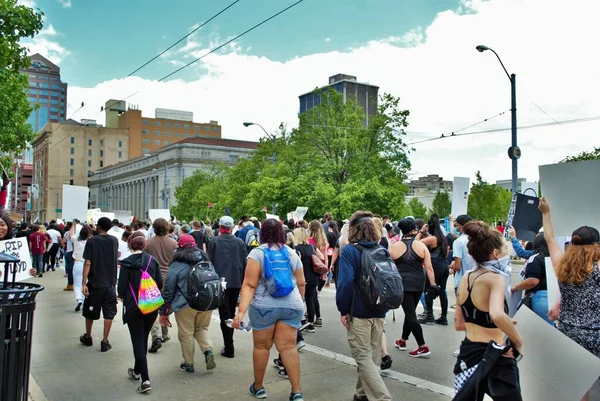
[88,139,92,146]
[118,151,122,158]
[60,94,65,99]
[38,76,48,80]
[50,76,58,81]
[194,125,200,130]
[51,84,60,90]
[153,131,161,136]
[142,148,149,154]
[51,99,59,105]
[70,137,74,144]
[30,82,38,87]
[50,107,59,112]
[183,133,190,138]
[142,139,150,144]
[39,83,49,88]
[204,126,210,131]
[60,101,65,107]
[174,132,180,137]
[164,122,171,128]
[39,90,48,96]
[29,89,37,95]
[153,140,160,145]
[164,140,170,145]
[88,149,92,156]
[100,139,104,147]
[50,91,59,97]
[100,150,104,157]
[70,179,74,185]
[50,114,58,120]
[87,160,91,167]
[70,158,74,166]
[100,161,104,167]
[153,121,161,126]
[229,155,239,162]
[118,140,122,147]
[213,127,220,132]
[174,123,181,128]
[28,96,36,102]
[38,98,48,103]
[70,148,74,155]
[184,124,191,129]
[70,169,74,177]
[142,130,149,135]
[142,120,150,125]
[163,131,170,137]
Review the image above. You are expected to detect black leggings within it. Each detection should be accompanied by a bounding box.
[218,288,241,351]
[401,291,425,346]
[426,258,450,316]
[305,281,319,322]
[127,312,158,382]
[46,243,60,269]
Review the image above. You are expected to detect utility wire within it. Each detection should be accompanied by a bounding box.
[530,101,562,126]
[407,115,600,145]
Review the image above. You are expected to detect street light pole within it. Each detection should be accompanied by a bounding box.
[163,163,168,209]
[476,45,520,194]
[243,122,277,215]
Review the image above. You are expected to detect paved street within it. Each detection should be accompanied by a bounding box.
[28,265,599,401]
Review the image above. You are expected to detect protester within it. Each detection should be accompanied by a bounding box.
[80,217,119,352]
[190,220,208,252]
[453,220,523,400]
[46,223,62,272]
[159,234,216,374]
[118,232,163,394]
[294,227,324,333]
[29,225,47,277]
[72,226,92,312]
[207,215,248,358]
[232,219,306,401]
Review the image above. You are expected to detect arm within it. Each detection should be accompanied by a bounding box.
[511,278,540,292]
[418,235,437,248]
[489,276,523,350]
[452,257,462,274]
[330,248,339,271]
[539,198,563,269]
[454,297,466,331]
[420,244,436,287]
[159,268,178,315]
[510,236,533,259]
[335,247,355,317]
[232,258,261,328]
[294,266,306,298]
[82,260,91,296]
[117,264,128,299]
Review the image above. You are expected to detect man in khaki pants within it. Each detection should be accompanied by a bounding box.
[336,211,392,401]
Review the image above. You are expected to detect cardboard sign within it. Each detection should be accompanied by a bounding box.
[451,177,470,217]
[86,209,101,224]
[62,185,89,222]
[148,209,171,222]
[544,257,561,311]
[0,237,33,282]
[91,211,115,224]
[294,207,308,221]
[266,213,280,221]
[539,160,600,237]
[113,210,133,225]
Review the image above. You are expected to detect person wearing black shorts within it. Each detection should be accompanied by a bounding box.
[80,217,119,352]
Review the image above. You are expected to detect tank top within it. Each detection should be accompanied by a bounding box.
[393,239,426,292]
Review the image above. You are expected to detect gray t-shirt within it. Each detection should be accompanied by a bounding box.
[248,244,304,311]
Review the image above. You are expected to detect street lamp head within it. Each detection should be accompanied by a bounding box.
[243,122,254,127]
[476,45,490,53]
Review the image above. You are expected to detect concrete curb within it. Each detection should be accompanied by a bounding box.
[29,375,47,401]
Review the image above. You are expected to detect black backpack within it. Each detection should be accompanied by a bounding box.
[185,259,223,311]
[353,244,403,313]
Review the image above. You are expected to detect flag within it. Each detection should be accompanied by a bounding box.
[208,202,214,208]
[262,206,268,212]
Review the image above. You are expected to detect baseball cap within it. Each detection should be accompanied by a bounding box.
[455,214,473,226]
[219,215,234,229]
[571,226,600,246]
[398,218,416,235]
[178,234,196,249]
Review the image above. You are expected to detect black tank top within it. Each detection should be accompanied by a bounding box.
[460,271,509,329]
[393,239,426,292]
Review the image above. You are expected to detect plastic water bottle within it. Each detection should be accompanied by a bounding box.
[225,319,252,332]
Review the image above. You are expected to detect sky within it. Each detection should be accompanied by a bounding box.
[20,0,600,184]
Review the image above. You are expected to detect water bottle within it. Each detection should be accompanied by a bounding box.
[225,319,252,332]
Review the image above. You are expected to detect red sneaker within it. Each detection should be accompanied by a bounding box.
[408,346,431,358]
[394,339,407,351]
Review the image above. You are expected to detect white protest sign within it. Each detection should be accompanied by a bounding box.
[148,209,171,222]
[294,207,308,221]
[544,257,561,311]
[87,209,101,224]
[451,177,470,217]
[91,210,115,223]
[0,237,32,282]
[62,185,89,222]
[514,306,600,401]
[539,160,600,236]
[113,210,133,225]
[266,213,280,221]
[287,212,294,221]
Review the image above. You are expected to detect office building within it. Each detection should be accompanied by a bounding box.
[408,174,453,196]
[495,178,526,192]
[298,74,379,125]
[89,136,258,219]
[31,120,129,222]
[104,101,222,159]
[9,163,33,221]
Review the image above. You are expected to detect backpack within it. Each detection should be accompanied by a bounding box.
[245,228,260,250]
[185,258,223,311]
[263,246,295,298]
[129,255,164,315]
[353,244,403,313]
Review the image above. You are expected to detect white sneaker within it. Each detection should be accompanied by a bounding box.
[296,340,306,350]
[453,349,460,357]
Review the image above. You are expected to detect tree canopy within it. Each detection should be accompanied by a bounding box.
[560,147,600,163]
[467,171,512,223]
[173,88,413,221]
[430,191,451,218]
[407,197,428,220]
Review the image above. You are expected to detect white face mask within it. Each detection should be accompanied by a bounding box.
[482,255,512,275]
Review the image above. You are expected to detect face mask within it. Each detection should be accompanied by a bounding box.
[453,228,460,236]
[482,255,512,275]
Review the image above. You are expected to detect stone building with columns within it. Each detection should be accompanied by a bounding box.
[89,136,257,220]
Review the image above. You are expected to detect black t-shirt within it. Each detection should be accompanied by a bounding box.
[524,254,547,294]
[296,244,319,283]
[190,231,207,248]
[83,234,119,288]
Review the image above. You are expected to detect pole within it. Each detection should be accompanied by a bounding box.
[510,73,518,194]
[14,167,19,212]
[163,164,168,209]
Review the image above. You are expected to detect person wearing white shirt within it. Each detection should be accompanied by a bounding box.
[46,225,62,272]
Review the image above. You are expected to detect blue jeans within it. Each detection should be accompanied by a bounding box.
[65,251,74,285]
[32,254,44,274]
[248,306,303,331]
[420,292,428,312]
[531,290,554,326]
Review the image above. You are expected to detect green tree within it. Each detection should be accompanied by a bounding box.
[431,191,451,217]
[407,197,428,219]
[467,171,512,223]
[0,0,44,170]
[560,147,600,163]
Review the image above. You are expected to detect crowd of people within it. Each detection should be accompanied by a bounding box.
[1,172,599,400]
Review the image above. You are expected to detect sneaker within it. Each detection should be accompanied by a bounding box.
[137,380,151,394]
[248,383,267,399]
[148,338,162,353]
[394,339,406,351]
[161,335,170,343]
[127,368,140,381]
[300,318,308,326]
[303,324,316,333]
[273,357,284,369]
[179,362,195,373]
[435,317,448,326]
[75,302,82,312]
[408,346,431,358]
[220,348,235,358]
[204,350,216,370]
[289,392,304,400]
[37,273,43,278]
[418,314,435,325]
[79,334,93,347]
[380,355,393,370]
[353,395,368,401]
[100,340,112,352]
[277,369,289,379]
[313,317,323,327]
[296,340,306,350]
[453,349,460,357]
[417,312,428,319]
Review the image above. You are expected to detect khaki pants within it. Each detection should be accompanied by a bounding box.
[347,317,391,401]
[174,307,214,365]
[151,273,169,341]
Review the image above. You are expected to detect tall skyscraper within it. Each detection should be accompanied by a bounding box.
[21,53,68,163]
[299,74,379,126]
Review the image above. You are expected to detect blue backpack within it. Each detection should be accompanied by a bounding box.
[263,246,294,297]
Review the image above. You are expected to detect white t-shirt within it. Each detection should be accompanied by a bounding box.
[108,226,124,239]
[118,240,131,261]
[136,229,150,239]
[47,229,61,244]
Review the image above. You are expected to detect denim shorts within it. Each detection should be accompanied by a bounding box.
[248,305,303,331]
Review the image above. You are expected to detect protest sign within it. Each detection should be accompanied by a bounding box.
[545,257,561,311]
[266,213,280,221]
[0,237,33,282]
[62,185,89,222]
[506,193,542,242]
[148,209,171,222]
[294,207,308,221]
[451,177,469,217]
[113,210,133,225]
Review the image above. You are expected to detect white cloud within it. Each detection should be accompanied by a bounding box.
[57,0,71,8]
[68,0,600,183]
[22,24,70,64]
[18,0,36,7]
[324,38,331,43]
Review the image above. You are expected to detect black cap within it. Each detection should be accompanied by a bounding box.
[455,214,473,226]
[571,226,600,246]
[398,218,416,235]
